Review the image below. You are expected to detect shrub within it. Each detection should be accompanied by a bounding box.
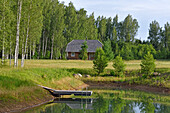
[110,70,115,76]
[113,55,126,77]
[93,48,108,76]
[140,52,155,76]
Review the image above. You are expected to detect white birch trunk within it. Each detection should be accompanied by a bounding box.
[38,37,41,59]
[42,31,45,56]
[30,41,32,60]
[14,0,22,67]
[21,40,24,67]
[32,41,35,58]
[2,37,5,65]
[9,36,12,66]
[21,1,31,66]
[26,48,28,59]
[1,0,5,65]
[50,34,54,59]
[44,36,48,57]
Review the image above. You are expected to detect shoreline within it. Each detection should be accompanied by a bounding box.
[0,84,88,113]
[85,81,170,95]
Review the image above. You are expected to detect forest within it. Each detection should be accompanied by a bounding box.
[0,0,170,67]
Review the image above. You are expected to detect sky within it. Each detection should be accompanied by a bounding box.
[60,0,170,40]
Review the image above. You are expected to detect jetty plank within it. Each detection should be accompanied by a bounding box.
[39,85,93,97]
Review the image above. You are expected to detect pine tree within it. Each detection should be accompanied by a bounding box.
[79,41,88,60]
[113,55,126,77]
[93,48,108,76]
[140,52,155,76]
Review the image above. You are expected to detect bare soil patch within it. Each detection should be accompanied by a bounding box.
[85,81,170,95]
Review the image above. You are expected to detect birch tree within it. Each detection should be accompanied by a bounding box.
[14,0,22,67]
[50,1,65,59]
[0,0,11,65]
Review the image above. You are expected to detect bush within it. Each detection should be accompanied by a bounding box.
[140,52,155,76]
[110,70,116,76]
[113,55,126,77]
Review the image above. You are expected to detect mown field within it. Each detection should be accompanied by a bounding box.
[2,59,170,70]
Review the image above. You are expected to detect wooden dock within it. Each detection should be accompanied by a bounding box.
[39,85,92,97]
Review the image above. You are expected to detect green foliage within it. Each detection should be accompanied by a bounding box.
[120,43,134,60]
[148,20,161,50]
[79,41,88,60]
[140,52,156,76]
[103,39,114,60]
[110,70,115,76]
[93,48,108,76]
[113,55,126,77]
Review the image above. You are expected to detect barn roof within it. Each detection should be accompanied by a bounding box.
[65,40,103,52]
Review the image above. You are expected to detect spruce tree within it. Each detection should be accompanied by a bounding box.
[113,55,126,77]
[93,48,108,76]
[79,41,88,60]
[140,52,155,76]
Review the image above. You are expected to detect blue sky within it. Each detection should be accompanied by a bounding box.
[61,0,170,40]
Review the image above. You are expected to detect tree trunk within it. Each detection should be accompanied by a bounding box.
[21,40,24,67]
[32,41,35,58]
[9,36,12,66]
[44,36,48,57]
[51,34,54,59]
[2,37,5,65]
[38,36,41,59]
[26,47,28,59]
[14,0,22,67]
[2,1,5,65]
[30,41,32,60]
[42,31,45,57]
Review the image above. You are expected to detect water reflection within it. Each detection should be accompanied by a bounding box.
[23,90,170,113]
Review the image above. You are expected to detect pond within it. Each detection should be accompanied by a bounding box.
[22,89,170,113]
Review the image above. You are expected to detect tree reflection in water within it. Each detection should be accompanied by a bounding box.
[23,90,170,113]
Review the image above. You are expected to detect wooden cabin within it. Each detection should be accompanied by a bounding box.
[65,40,103,60]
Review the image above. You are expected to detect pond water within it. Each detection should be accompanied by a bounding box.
[22,89,170,113]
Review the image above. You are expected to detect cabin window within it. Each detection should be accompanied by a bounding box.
[71,52,75,57]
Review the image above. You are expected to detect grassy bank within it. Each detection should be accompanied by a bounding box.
[0,67,85,112]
